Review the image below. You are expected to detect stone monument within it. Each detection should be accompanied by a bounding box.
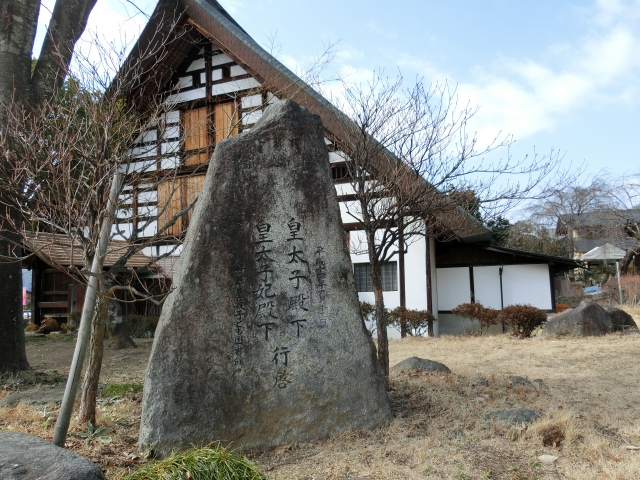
[140,99,391,454]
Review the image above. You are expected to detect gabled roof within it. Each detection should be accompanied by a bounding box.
[24,232,153,269]
[580,243,626,261]
[124,0,491,243]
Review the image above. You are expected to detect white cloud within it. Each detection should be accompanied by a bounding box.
[450,1,640,142]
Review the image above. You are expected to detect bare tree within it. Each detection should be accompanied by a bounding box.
[0,0,100,374]
[0,14,196,443]
[529,176,611,257]
[502,221,569,257]
[605,174,640,274]
[335,72,565,377]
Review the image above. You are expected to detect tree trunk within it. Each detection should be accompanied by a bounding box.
[371,264,389,378]
[620,245,637,275]
[78,281,108,426]
[0,0,40,374]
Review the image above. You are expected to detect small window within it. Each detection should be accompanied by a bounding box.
[353,262,398,292]
[331,164,350,181]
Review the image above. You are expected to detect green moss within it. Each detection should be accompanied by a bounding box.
[101,383,143,398]
[121,445,267,480]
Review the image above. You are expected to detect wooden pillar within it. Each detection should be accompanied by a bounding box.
[425,236,433,337]
[398,228,406,337]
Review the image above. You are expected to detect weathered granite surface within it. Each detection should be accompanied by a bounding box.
[140,99,391,454]
[487,409,541,425]
[0,385,64,408]
[0,432,104,480]
[542,301,613,337]
[603,305,638,331]
[392,357,451,373]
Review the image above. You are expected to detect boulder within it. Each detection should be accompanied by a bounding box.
[603,305,638,332]
[487,409,541,425]
[542,301,613,337]
[0,432,104,479]
[507,376,535,388]
[139,100,390,455]
[392,357,451,374]
[0,385,64,408]
[470,377,488,387]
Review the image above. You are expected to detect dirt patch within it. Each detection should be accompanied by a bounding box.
[2,333,640,479]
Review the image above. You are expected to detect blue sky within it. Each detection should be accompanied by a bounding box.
[35,0,640,181]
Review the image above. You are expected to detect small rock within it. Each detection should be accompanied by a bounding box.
[0,432,104,479]
[508,376,535,388]
[0,386,65,408]
[487,409,541,425]
[538,454,558,463]
[392,357,451,373]
[470,377,488,387]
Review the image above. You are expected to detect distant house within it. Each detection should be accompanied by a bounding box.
[113,0,579,337]
[556,209,640,269]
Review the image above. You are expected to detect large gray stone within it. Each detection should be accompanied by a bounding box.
[0,432,104,480]
[542,301,613,337]
[140,100,391,454]
[392,357,451,374]
[603,305,638,331]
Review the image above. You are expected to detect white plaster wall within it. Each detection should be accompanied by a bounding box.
[473,266,502,309]
[405,235,428,311]
[435,267,471,311]
[502,264,552,309]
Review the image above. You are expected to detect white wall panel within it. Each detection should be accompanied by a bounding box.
[139,220,158,238]
[175,76,193,89]
[473,266,502,309]
[242,110,262,124]
[339,200,361,223]
[118,159,157,174]
[162,125,179,139]
[335,183,356,196]
[502,264,552,309]
[405,235,428,311]
[211,69,223,81]
[241,94,262,108]
[211,77,260,96]
[160,156,180,170]
[436,267,471,311]
[128,145,156,158]
[134,130,157,144]
[186,58,205,72]
[111,223,133,241]
[210,53,232,66]
[138,190,157,203]
[116,208,133,219]
[329,151,349,163]
[165,87,206,104]
[137,205,157,217]
[164,111,180,124]
[161,142,179,154]
[230,65,247,76]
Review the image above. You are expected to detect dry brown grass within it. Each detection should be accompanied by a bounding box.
[2,330,639,479]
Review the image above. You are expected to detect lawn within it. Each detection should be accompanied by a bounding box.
[1,324,639,479]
